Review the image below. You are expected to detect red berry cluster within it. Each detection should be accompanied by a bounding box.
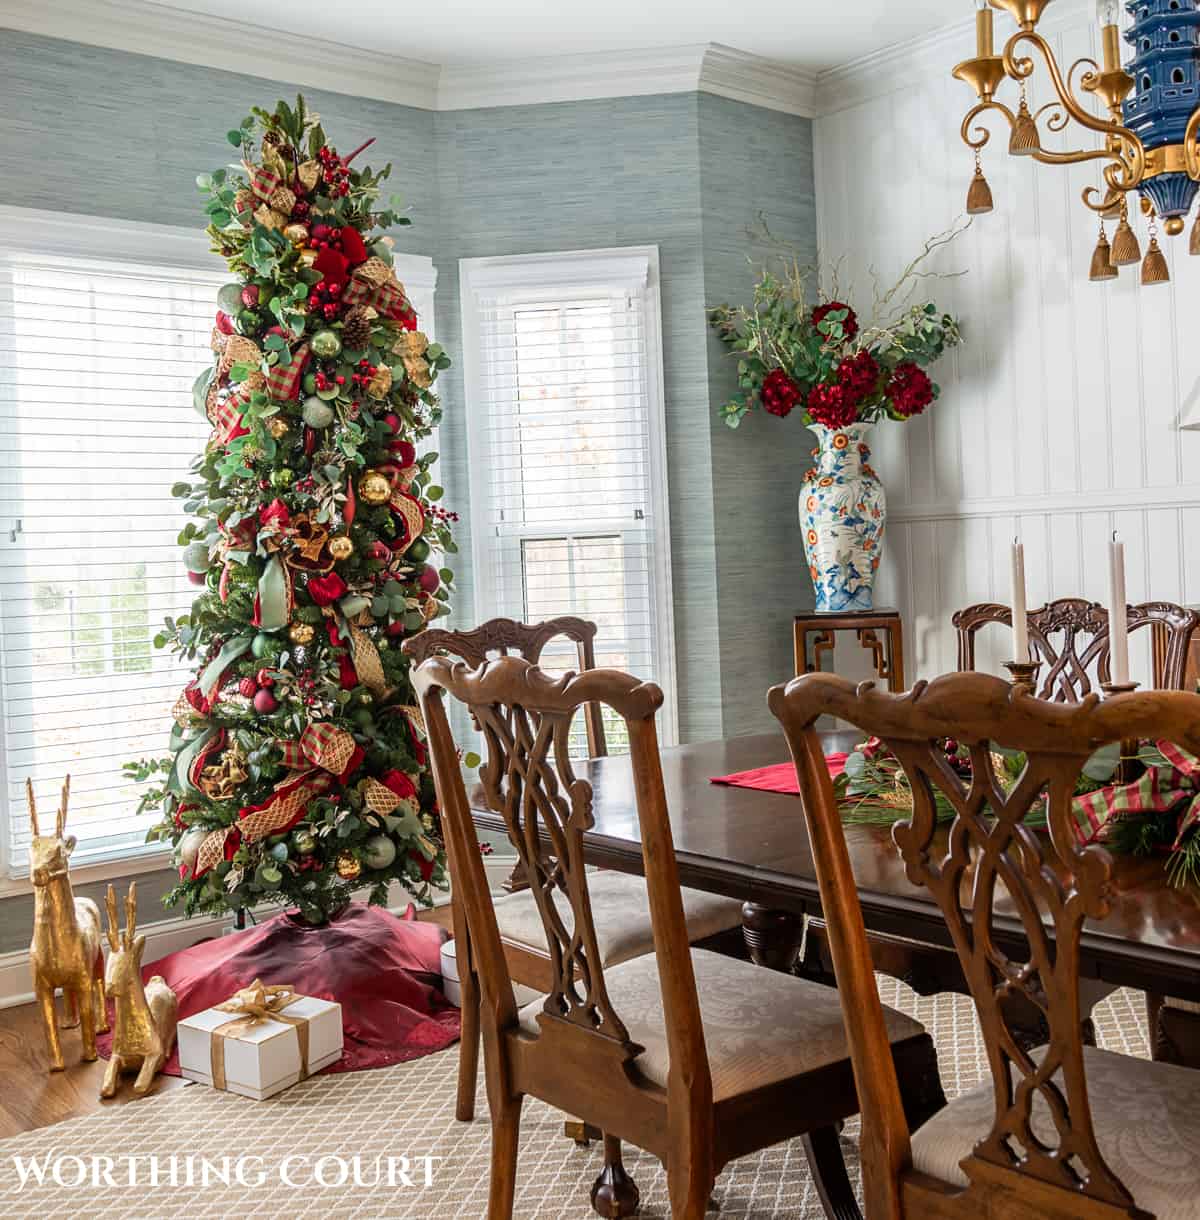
[887,362,935,418]
[761,368,803,418]
[427,503,460,525]
[316,146,351,198]
[811,301,859,342]
[308,276,344,322]
[290,195,310,221]
[312,365,346,394]
[350,357,378,390]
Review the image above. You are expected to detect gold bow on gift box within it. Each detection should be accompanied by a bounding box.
[209,980,310,1091]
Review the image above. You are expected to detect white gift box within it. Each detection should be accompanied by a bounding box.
[440,939,462,1007]
[178,993,343,1100]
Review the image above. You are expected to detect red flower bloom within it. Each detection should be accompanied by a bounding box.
[761,368,803,418]
[306,571,347,607]
[806,383,859,430]
[811,301,859,342]
[409,848,435,882]
[259,499,290,528]
[836,350,880,406]
[339,226,369,266]
[887,363,935,418]
[382,770,418,801]
[313,246,349,284]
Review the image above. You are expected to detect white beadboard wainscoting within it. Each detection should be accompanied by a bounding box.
[815,1,1200,688]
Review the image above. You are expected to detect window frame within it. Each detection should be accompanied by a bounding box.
[458,245,679,745]
[0,205,438,890]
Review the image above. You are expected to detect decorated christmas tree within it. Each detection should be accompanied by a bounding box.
[130,97,456,924]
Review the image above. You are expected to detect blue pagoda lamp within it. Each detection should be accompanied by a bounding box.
[954,0,1200,285]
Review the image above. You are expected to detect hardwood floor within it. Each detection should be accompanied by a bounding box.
[0,998,189,1140]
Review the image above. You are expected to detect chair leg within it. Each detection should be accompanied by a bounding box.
[895,1034,947,1133]
[802,1126,861,1220]
[456,967,481,1122]
[666,1160,715,1220]
[488,1094,522,1220]
[590,1134,640,1218]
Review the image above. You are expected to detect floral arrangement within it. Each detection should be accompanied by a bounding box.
[128,97,456,923]
[836,735,1200,888]
[710,231,965,430]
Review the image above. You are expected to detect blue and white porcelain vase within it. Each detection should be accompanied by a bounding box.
[800,421,886,612]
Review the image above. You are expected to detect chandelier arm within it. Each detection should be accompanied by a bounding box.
[1002,29,1145,185]
[1186,106,1200,180]
[1032,101,1069,134]
[961,99,1017,151]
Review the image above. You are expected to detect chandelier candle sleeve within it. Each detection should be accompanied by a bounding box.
[977,0,995,57]
[1010,539,1030,661]
[1109,534,1131,685]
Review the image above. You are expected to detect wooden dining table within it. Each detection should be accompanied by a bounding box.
[470,731,1200,1005]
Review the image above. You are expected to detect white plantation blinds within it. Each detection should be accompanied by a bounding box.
[462,248,676,749]
[0,247,218,874]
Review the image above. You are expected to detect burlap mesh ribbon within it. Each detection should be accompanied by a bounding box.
[193,723,362,876]
[342,258,410,320]
[209,980,310,1091]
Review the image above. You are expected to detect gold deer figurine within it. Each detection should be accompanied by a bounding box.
[28,775,108,1071]
[101,882,178,1097]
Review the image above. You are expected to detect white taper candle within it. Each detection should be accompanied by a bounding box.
[1011,538,1029,661]
[1108,532,1129,685]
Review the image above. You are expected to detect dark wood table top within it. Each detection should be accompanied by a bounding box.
[470,732,1200,1001]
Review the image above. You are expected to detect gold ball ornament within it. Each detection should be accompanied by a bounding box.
[267,417,290,439]
[288,621,316,646]
[282,223,310,246]
[336,852,362,882]
[329,535,354,561]
[357,471,391,506]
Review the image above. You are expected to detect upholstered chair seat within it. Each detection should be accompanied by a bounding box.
[520,947,926,1102]
[910,1045,1200,1219]
[494,871,743,969]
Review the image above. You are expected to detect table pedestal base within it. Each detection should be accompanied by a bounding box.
[741,902,804,972]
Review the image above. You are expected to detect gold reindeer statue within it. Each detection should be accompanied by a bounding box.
[28,775,108,1071]
[101,882,177,1097]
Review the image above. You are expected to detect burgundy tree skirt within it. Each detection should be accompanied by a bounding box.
[97,902,460,1076]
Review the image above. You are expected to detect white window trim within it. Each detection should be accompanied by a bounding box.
[0,205,438,892]
[459,245,679,745]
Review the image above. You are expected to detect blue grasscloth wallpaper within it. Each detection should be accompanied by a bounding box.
[0,30,816,944]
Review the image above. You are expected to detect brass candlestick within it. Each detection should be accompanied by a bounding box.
[1100,681,1141,782]
[1003,659,1041,692]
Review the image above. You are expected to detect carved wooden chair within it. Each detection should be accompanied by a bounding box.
[404,623,742,1209]
[415,655,946,1220]
[953,598,1200,701]
[771,670,1200,1220]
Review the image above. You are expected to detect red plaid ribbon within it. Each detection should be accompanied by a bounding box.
[247,160,284,204]
[211,384,253,446]
[1072,740,1200,844]
[266,344,310,402]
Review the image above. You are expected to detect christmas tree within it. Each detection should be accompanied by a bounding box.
[131,97,456,924]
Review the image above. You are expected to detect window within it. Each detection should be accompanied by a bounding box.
[460,247,677,749]
[0,209,223,877]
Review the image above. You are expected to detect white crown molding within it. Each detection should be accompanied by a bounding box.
[0,1,816,118]
[0,0,442,110]
[814,0,1092,117]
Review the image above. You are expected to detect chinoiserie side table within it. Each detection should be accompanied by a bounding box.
[793,607,906,692]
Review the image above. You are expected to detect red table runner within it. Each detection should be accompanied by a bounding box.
[709,753,847,795]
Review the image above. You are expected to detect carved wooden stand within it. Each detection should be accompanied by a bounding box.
[793,608,906,693]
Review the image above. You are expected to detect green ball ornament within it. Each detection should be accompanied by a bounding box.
[183,541,211,573]
[405,537,430,563]
[302,396,335,429]
[270,467,293,488]
[291,826,316,855]
[237,308,261,334]
[353,707,375,730]
[217,283,244,314]
[363,834,397,870]
[251,632,272,658]
[303,372,318,396]
[310,328,342,359]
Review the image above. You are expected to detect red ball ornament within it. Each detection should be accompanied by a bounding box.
[241,284,260,309]
[253,688,278,714]
[187,570,207,585]
[418,564,441,595]
[238,677,258,698]
[386,620,406,638]
[255,668,276,688]
[367,541,392,562]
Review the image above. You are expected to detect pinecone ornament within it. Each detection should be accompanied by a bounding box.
[342,305,376,350]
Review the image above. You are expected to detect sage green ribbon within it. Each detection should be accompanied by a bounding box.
[200,636,253,697]
[256,555,291,632]
[168,724,219,799]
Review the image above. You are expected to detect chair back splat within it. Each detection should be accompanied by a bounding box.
[770,670,1200,1219]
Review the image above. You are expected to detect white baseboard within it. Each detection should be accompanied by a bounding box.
[0,857,515,1011]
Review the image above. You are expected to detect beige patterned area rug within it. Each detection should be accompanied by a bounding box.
[0,981,1149,1219]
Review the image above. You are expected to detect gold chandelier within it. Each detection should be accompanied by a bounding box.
[954,0,1200,285]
